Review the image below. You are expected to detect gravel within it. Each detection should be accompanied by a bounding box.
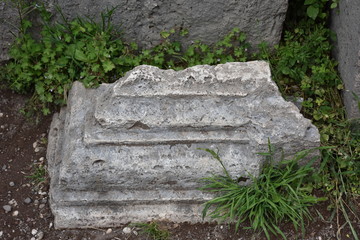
[123,227,132,234]
[3,205,12,213]
[36,231,44,240]
[31,229,38,235]
[24,197,32,204]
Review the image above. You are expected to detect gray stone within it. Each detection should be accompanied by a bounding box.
[122,227,131,234]
[0,1,19,61]
[45,0,287,49]
[24,197,32,204]
[31,229,37,235]
[331,1,360,119]
[47,61,320,228]
[3,205,11,213]
[36,231,44,240]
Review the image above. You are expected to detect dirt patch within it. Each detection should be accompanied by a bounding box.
[0,85,359,240]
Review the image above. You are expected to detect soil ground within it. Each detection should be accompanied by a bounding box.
[1,85,359,240]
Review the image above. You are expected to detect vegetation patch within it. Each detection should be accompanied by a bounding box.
[199,145,327,240]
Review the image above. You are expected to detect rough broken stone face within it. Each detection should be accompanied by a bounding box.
[47,61,320,228]
[0,1,19,61]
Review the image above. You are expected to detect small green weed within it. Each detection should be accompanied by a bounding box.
[199,144,327,240]
[133,222,170,240]
[26,164,46,184]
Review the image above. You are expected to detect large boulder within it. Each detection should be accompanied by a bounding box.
[47,61,320,228]
[331,1,360,119]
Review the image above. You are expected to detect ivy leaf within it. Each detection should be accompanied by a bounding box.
[307,5,319,20]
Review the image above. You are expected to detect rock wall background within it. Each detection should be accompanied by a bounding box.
[331,0,360,119]
[0,1,19,61]
[1,0,288,61]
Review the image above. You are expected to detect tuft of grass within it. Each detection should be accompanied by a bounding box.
[132,222,170,240]
[26,164,46,184]
[199,143,327,240]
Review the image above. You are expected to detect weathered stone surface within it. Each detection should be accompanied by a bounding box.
[1,1,288,62]
[331,1,360,119]
[47,61,320,228]
[46,0,287,49]
[0,1,19,61]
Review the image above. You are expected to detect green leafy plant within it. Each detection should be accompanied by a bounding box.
[302,0,339,20]
[133,222,170,240]
[5,5,124,115]
[256,1,360,238]
[199,144,327,240]
[257,22,343,135]
[3,3,250,116]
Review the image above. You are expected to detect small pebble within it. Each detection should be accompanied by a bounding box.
[38,204,45,209]
[24,197,32,204]
[39,157,45,162]
[123,227,132,234]
[12,210,19,216]
[0,231,3,237]
[31,237,35,240]
[36,231,44,240]
[31,229,38,235]
[41,198,47,204]
[34,147,40,153]
[0,113,3,117]
[33,142,38,149]
[9,182,15,187]
[3,205,11,213]
[8,199,17,206]
[133,230,138,236]
[106,228,112,234]
[49,222,53,228]
[34,199,39,205]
